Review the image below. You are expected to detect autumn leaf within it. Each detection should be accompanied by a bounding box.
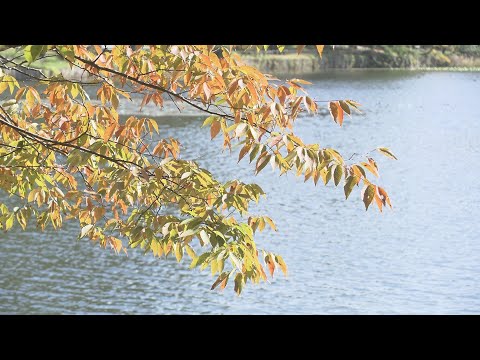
[210,119,221,139]
[336,101,344,126]
[265,254,275,277]
[296,45,306,55]
[338,100,351,115]
[334,165,343,186]
[234,273,243,295]
[0,44,396,295]
[362,185,375,210]
[344,176,357,199]
[275,255,288,276]
[329,101,339,124]
[103,123,116,142]
[315,45,325,58]
[377,147,398,160]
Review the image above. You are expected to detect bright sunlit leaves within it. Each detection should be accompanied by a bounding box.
[0,45,396,295]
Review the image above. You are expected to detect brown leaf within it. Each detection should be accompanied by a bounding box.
[238,144,250,162]
[210,120,221,139]
[93,207,105,222]
[329,102,339,123]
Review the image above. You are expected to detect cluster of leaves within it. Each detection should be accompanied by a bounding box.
[0,45,396,294]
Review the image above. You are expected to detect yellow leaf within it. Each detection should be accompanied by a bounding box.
[361,161,379,177]
[377,147,398,160]
[210,120,221,139]
[264,216,277,231]
[275,255,288,276]
[174,243,183,262]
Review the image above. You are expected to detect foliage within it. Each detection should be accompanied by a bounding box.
[0,45,396,294]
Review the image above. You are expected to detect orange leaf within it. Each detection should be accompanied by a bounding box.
[265,254,275,277]
[289,78,312,85]
[377,186,392,208]
[374,187,383,212]
[103,123,116,142]
[336,101,344,126]
[329,102,338,123]
[361,161,379,177]
[246,82,258,102]
[315,45,325,58]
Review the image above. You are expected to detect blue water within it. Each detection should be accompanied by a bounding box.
[1,70,479,314]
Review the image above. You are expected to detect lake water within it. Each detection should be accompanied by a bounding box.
[1,70,479,314]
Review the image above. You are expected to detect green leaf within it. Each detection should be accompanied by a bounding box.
[344,176,357,199]
[234,273,244,295]
[338,100,351,115]
[325,165,333,185]
[346,99,362,112]
[202,115,216,127]
[5,214,14,231]
[24,45,46,64]
[190,252,210,269]
[333,165,343,186]
[363,184,375,210]
[377,147,398,160]
[249,144,260,163]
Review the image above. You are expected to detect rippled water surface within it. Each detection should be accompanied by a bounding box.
[1,70,479,314]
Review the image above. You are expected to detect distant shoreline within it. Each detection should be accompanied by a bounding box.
[241,47,480,75]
